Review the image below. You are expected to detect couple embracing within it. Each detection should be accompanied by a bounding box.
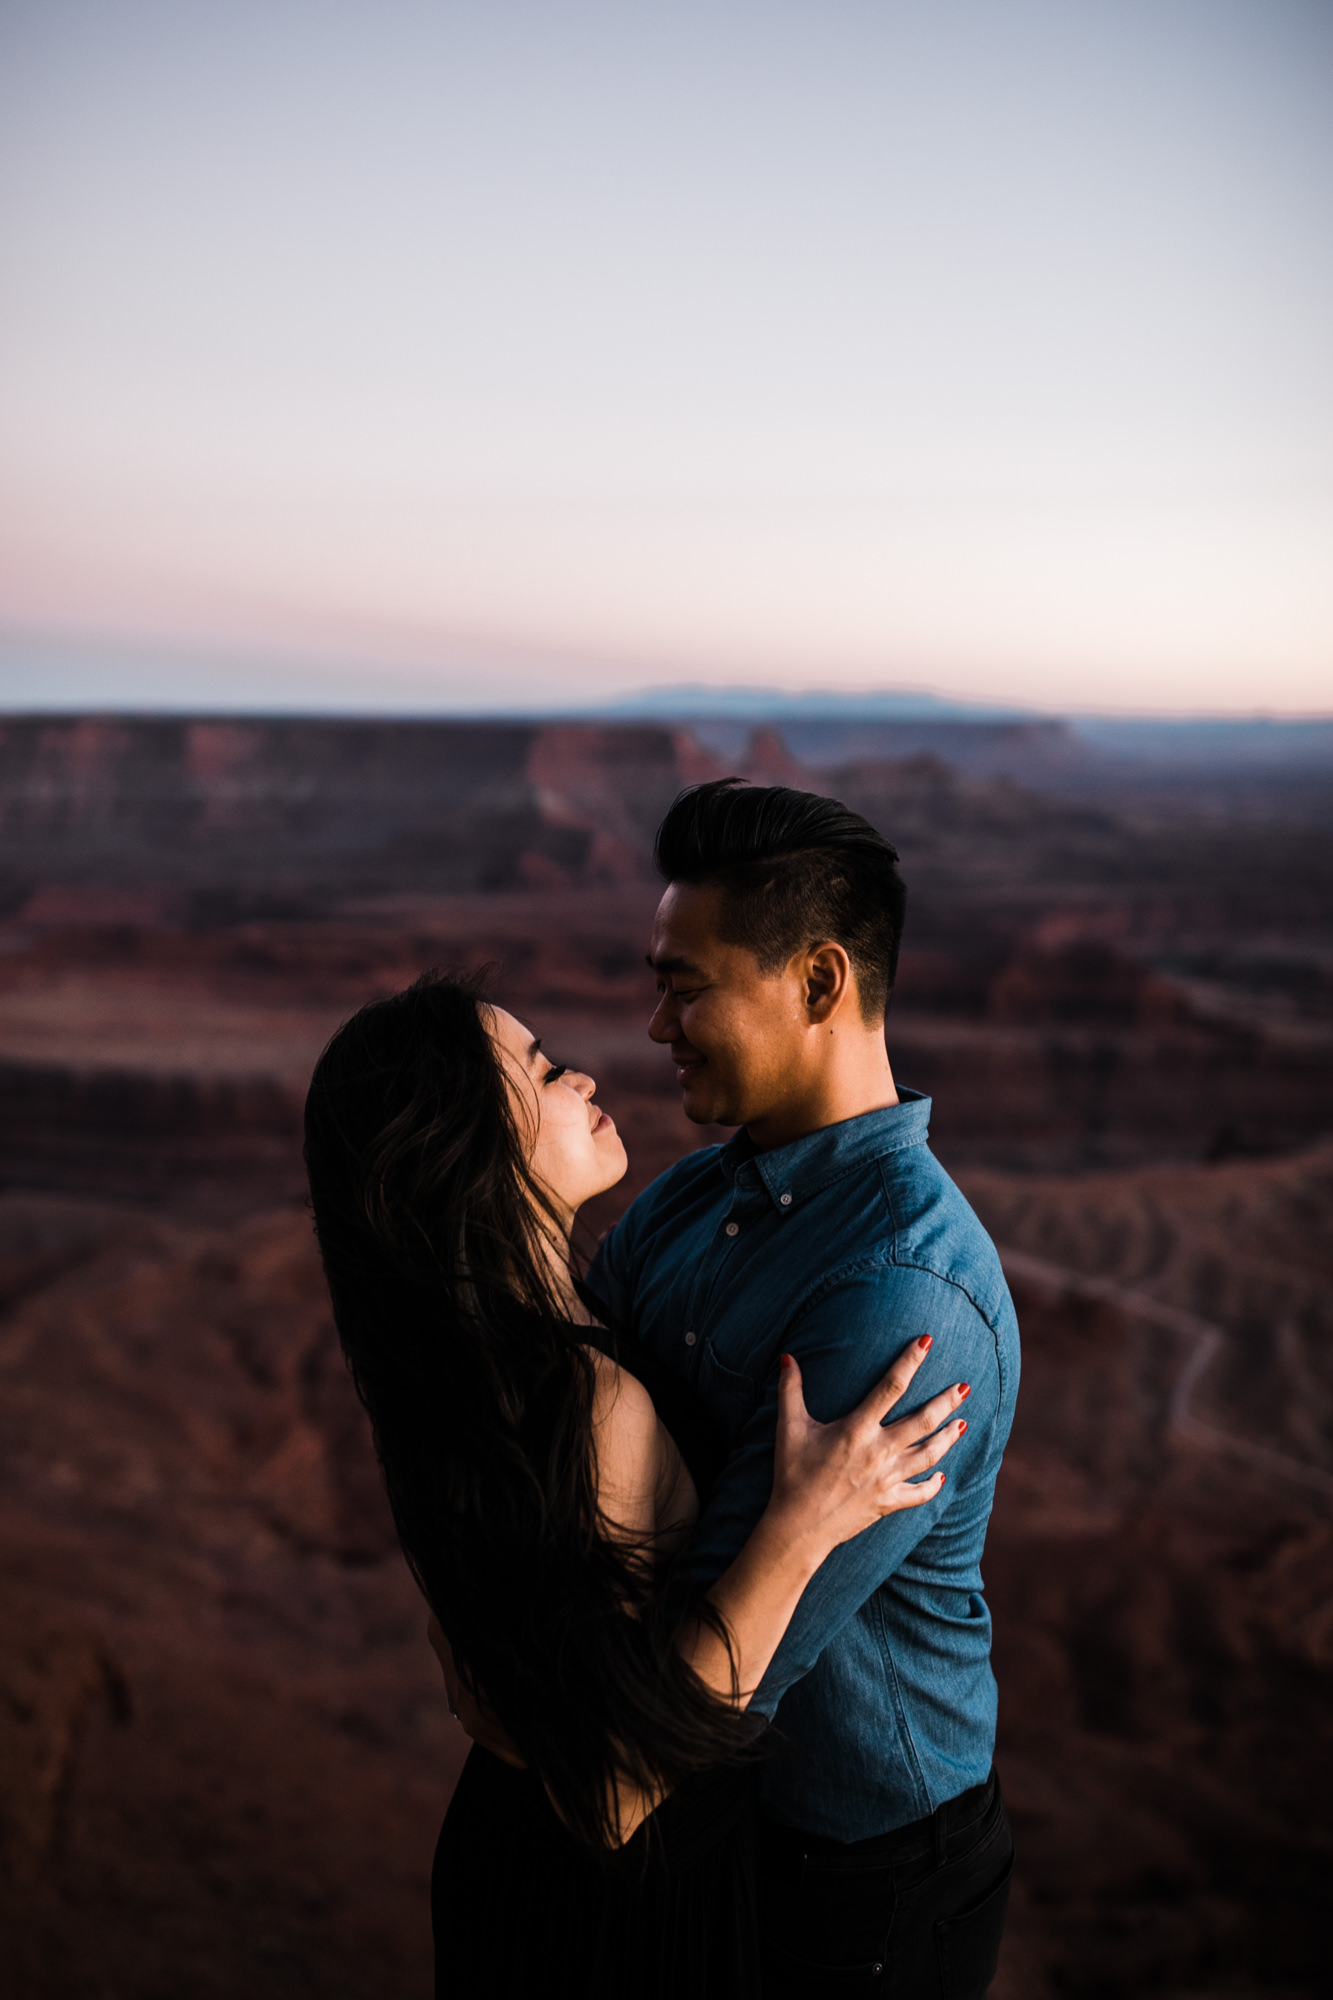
[304,778,1020,1997]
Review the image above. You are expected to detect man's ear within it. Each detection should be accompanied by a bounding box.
[804,943,853,1021]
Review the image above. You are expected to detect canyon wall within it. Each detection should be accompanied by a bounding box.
[1,713,1330,1997]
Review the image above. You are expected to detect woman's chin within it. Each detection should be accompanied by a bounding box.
[593,1133,629,1193]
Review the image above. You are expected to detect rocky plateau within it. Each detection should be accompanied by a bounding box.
[1,713,1330,1998]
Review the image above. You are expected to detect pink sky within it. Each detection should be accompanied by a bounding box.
[2,1,1330,715]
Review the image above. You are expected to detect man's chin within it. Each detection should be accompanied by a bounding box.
[680,1083,739,1128]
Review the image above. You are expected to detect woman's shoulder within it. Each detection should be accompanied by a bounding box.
[586,1347,666,1539]
[587,1346,659,1441]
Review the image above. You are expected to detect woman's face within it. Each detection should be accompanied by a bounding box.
[486,1007,628,1223]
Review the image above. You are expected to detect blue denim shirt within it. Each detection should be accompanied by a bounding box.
[587,1092,1020,1841]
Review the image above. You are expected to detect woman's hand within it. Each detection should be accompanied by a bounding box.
[769,1335,967,1560]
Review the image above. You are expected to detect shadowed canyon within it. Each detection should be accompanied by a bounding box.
[1,714,1330,1998]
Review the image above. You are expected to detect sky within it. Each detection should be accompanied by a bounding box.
[1,0,1330,716]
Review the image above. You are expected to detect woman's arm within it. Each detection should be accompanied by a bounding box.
[426,1616,526,1769]
[594,1335,966,1838]
[597,1336,963,1707]
[428,1337,964,1833]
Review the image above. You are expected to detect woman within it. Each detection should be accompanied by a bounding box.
[303,971,966,1997]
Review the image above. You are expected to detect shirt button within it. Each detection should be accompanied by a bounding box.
[725,1222,740,1237]
[684,1331,697,1347]
[779,1191,793,1206]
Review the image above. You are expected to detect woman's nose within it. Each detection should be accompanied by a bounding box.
[572,1068,596,1099]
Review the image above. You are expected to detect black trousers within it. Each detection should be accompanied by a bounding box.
[757,1770,1013,1999]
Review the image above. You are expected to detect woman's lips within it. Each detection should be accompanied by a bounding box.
[591,1108,615,1133]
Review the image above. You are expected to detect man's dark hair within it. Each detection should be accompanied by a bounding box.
[654,778,907,1019]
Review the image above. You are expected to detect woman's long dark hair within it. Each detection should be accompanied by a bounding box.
[303,970,752,1848]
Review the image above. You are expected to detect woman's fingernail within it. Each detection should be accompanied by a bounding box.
[957,1382,970,1398]
[958,1420,967,1435]
[779,1353,793,1370]
[917,1335,932,1352]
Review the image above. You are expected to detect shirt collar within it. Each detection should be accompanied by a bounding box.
[718,1089,932,1214]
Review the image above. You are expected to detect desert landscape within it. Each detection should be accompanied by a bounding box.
[1,712,1330,1997]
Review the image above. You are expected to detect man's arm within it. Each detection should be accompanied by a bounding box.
[669,1261,1003,1712]
[428,1334,962,1843]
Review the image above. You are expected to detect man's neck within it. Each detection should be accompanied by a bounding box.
[745,1043,899,1153]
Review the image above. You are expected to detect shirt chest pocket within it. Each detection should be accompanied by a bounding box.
[697,1334,761,1444]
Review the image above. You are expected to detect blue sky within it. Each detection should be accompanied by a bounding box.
[1,0,1330,714]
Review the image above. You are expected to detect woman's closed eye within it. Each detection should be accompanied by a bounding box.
[542,1062,569,1084]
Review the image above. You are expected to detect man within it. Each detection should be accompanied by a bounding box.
[586,778,1020,1998]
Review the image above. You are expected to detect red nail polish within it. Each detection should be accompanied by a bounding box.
[957,1383,970,1398]
[918,1335,932,1351]
[779,1353,793,1370]
[958,1421,967,1434]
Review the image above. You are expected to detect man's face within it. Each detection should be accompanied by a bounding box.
[647,881,811,1129]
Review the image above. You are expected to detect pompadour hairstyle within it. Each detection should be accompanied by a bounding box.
[653,777,907,1019]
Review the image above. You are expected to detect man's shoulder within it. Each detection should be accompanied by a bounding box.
[847,1138,1015,1338]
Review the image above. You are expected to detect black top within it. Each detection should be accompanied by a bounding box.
[432,1308,762,1998]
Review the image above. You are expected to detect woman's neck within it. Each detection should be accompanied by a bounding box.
[537,1212,590,1323]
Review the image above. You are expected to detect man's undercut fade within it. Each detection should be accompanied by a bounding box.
[654,778,907,1021]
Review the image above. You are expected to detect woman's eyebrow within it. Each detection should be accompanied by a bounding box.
[527,1036,543,1064]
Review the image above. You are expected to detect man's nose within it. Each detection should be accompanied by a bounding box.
[648,992,676,1043]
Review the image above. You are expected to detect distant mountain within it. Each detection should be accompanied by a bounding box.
[592,686,1333,783]
[598,683,1036,723]
[707,716,1086,777]
[593,683,1077,774]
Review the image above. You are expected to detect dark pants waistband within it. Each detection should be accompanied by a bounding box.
[761,1769,999,1872]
